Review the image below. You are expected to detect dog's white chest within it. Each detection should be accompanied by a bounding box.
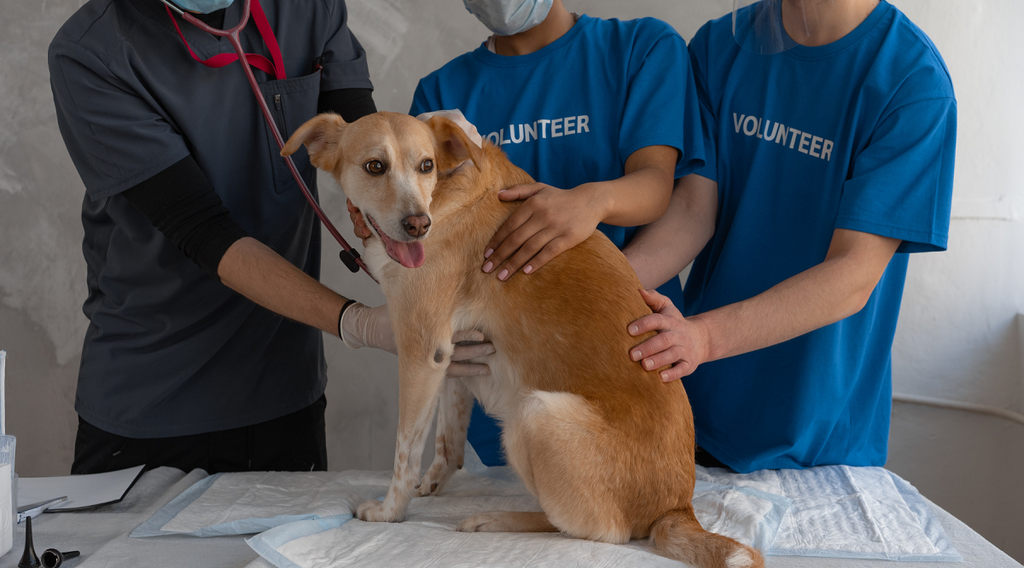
[458,352,523,424]
[363,241,392,278]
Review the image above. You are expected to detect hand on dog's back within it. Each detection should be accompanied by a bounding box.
[482,182,603,281]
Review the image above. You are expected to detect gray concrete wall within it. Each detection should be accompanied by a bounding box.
[1,0,1022,562]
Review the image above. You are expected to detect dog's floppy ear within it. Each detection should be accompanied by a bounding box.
[282,112,347,171]
[426,116,484,174]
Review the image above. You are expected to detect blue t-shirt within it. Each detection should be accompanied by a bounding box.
[410,14,705,465]
[683,1,956,472]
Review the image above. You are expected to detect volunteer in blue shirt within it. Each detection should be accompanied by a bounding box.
[351,0,705,465]
[48,0,488,475]
[623,0,956,473]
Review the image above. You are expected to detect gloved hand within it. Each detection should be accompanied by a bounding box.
[416,109,483,147]
[340,303,495,377]
[340,302,398,354]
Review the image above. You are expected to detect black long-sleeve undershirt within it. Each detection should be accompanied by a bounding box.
[122,88,376,279]
[122,156,247,277]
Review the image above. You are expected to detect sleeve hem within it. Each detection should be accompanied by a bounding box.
[675,147,706,179]
[85,146,191,202]
[620,133,689,167]
[834,216,948,253]
[319,77,374,93]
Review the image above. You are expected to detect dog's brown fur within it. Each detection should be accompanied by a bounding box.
[283,111,764,568]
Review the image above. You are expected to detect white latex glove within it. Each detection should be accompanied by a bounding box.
[416,109,483,147]
[340,303,397,354]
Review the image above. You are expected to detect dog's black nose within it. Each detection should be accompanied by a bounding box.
[402,215,431,237]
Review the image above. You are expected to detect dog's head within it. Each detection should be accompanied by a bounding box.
[282,111,482,268]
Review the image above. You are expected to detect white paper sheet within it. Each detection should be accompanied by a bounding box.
[18,464,145,511]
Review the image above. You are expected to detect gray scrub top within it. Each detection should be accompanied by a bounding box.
[48,0,372,438]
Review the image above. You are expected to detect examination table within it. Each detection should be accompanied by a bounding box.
[0,466,1019,568]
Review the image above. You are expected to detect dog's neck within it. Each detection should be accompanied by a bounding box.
[431,143,532,218]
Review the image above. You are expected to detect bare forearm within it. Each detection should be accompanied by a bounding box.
[692,264,856,362]
[691,230,901,362]
[586,168,670,227]
[483,145,677,279]
[217,237,348,336]
[591,145,678,227]
[624,174,717,289]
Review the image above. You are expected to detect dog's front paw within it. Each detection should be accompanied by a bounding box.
[356,499,404,523]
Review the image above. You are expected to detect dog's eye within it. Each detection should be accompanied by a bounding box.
[365,160,386,175]
[420,159,434,173]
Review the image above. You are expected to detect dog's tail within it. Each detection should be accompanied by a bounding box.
[649,507,765,568]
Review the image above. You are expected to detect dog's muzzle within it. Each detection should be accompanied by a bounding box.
[366,213,427,269]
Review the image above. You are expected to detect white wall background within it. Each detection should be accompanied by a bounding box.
[0,0,1021,562]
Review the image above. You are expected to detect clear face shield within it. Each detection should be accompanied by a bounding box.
[733,0,815,55]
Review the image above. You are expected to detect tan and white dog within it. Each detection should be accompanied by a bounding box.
[282,111,763,568]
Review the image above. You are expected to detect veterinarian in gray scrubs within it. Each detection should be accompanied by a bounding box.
[48,0,391,474]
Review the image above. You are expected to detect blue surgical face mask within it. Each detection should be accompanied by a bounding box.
[171,0,235,14]
[462,0,554,36]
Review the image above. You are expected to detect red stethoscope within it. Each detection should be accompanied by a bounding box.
[158,0,373,280]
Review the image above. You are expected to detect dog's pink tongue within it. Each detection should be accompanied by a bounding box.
[389,240,426,268]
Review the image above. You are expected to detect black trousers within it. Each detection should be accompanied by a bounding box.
[695,444,733,471]
[71,395,328,475]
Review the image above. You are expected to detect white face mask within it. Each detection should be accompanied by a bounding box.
[462,0,555,36]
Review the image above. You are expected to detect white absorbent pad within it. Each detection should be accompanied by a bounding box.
[134,449,957,565]
[697,465,962,562]
[133,439,787,549]
[244,463,789,568]
[131,470,388,537]
[242,465,961,568]
[248,515,683,568]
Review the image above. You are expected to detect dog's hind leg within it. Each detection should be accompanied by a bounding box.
[457,511,558,533]
[460,391,631,543]
[418,377,473,496]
